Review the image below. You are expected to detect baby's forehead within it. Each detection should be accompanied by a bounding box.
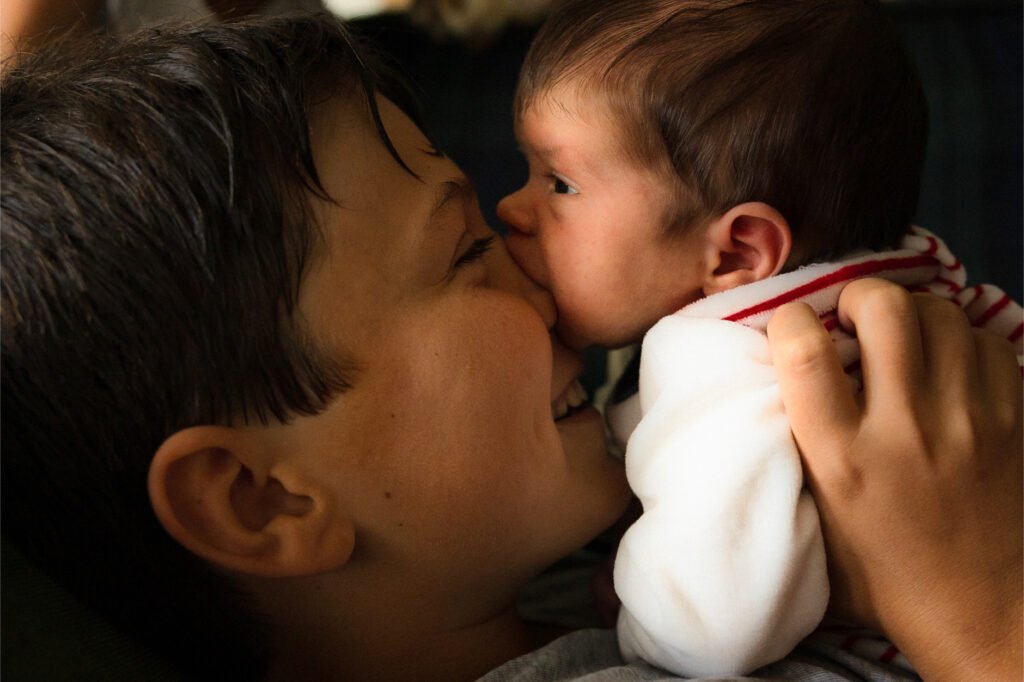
[516,83,663,168]
[515,83,620,137]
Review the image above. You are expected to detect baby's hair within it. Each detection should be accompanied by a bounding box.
[1,13,419,678]
[516,0,928,265]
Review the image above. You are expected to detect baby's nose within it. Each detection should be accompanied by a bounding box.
[496,188,534,236]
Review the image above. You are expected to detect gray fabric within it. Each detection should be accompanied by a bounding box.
[479,629,919,682]
[507,549,919,682]
[1,539,181,681]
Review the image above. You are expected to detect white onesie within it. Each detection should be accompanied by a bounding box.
[609,226,1023,677]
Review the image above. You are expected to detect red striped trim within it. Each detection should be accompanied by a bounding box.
[974,294,1012,327]
[924,236,939,255]
[934,276,962,293]
[723,255,935,323]
[1009,323,1023,343]
[946,259,963,272]
[823,317,839,332]
[840,635,862,650]
[880,645,900,663]
[967,285,985,306]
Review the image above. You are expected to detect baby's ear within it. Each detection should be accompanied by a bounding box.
[148,425,354,577]
[702,202,792,296]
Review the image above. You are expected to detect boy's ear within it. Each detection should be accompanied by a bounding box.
[702,202,792,296]
[147,425,354,578]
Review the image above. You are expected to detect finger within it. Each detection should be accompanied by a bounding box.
[768,301,860,476]
[913,292,979,397]
[974,330,1023,431]
[836,279,926,413]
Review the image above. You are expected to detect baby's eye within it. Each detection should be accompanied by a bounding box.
[549,175,579,196]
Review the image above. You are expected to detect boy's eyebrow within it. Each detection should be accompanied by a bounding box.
[425,178,471,232]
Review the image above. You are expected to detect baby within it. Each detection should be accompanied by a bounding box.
[498,0,1024,676]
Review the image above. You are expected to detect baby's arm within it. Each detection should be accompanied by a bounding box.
[614,315,828,677]
[768,279,1023,681]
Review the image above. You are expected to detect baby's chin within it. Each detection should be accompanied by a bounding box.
[554,317,641,351]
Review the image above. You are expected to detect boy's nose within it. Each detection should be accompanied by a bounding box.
[496,188,534,236]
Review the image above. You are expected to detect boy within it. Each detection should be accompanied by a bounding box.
[497,0,1024,676]
[0,15,430,677]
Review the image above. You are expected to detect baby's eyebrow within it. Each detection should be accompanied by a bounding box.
[520,140,564,160]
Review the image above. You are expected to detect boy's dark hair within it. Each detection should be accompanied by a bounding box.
[1,14,418,678]
[516,0,929,264]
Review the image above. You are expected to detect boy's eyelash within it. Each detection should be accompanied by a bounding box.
[454,236,495,268]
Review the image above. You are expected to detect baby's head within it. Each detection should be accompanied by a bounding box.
[498,0,927,349]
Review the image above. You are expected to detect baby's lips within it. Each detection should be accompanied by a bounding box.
[503,233,550,291]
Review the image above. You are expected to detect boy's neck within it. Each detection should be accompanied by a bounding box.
[253,568,565,681]
[264,603,561,681]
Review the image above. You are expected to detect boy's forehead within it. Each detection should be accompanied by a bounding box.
[309,94,372,145]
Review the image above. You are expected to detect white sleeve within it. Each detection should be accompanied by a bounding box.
[614,315,829,677]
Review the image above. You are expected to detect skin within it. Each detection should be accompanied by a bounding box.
[497,85,711,350]
[769,284,1023,681]
[148,94,1023,680]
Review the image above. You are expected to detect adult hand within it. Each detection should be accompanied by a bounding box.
[767,278,1022,682]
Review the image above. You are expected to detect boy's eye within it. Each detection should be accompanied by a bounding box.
[453,236,495,269]
[550,175,579,195]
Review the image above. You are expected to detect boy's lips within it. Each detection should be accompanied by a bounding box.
[550,336,589,420]
[552,379,588,420]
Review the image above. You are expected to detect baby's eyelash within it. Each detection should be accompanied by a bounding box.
[454,236,495,268]
[547,174,578,195]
